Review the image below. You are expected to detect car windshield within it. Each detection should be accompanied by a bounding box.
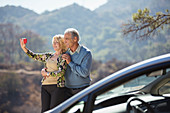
[95,69,163,103]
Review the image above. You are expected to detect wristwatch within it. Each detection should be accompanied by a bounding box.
[47,72,50,77]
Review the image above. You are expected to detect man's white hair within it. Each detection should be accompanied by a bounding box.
[64,28,80,42]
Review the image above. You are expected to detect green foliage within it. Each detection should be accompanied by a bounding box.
[123,8,170,39]
[0,0,170,63]
[133,8,169,31]
[0,24,47,64]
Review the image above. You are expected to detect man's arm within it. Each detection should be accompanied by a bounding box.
[69,52,92,78]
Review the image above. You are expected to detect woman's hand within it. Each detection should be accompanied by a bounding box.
[20,38,28,53]
[41,68,48,77]
[20,38,26,49]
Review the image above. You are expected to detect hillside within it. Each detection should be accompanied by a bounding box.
[95,0,170,27]
[95,0,170,14]
[0,0,169,62]
[22,3,102,36]
[0,71,41,113]
[0,5,38,23]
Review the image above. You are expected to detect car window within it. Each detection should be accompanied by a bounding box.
[93,69,164,110]
[95,74,160,104]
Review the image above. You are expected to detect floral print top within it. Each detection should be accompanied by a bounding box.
[26,49,67,87]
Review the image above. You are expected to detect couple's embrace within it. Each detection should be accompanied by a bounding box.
[20,28,92,112]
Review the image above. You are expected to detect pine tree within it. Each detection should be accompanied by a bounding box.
[122,8,170,39]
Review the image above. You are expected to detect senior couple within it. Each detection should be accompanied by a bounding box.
[20,28,92,112]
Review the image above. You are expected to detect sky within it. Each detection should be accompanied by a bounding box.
[0,0,108,14]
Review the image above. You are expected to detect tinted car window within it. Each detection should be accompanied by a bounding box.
[93,70,164,112]
[95,74,160,104]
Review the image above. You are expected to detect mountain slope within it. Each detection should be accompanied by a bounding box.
[0,5,38,23]
[22,3,101,36]
[0,1,169,62]
[95,0,170,15]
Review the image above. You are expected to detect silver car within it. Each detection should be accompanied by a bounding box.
[46,53,170,113]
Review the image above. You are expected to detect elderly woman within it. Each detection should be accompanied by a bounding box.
[20,35,67,112]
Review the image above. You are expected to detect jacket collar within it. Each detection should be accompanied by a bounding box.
[68,45,81,55]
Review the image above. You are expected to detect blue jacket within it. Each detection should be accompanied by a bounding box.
[65,45,92,88]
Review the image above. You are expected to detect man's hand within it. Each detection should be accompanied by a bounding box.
[62,54,71,64]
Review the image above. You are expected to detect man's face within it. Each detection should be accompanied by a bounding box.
[64,33,74,49]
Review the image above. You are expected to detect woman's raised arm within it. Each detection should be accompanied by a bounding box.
[20,38,28,53]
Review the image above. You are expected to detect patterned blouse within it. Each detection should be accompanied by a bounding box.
[26,49,67,87]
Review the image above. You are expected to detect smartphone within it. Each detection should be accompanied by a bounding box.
[22,38,27,44]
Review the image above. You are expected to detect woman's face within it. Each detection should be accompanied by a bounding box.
[53,39,60,51]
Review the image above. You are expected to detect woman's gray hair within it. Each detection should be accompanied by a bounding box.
[64,28,80,42]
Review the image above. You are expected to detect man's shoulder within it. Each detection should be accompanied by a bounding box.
[80,45,92,57]
[80,45,91,53]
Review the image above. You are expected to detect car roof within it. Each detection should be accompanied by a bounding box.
[46,53,170,113]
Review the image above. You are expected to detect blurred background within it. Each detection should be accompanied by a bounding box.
[0,0,169,112]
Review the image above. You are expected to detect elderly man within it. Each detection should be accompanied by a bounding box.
[62,28,92,99]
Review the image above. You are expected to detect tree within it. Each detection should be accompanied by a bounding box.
[0,23,47,64]
[122,8,170,39]
[0,24,23,64]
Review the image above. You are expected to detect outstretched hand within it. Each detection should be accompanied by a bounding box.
[20,39,28,53]
[20,38,26,49]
